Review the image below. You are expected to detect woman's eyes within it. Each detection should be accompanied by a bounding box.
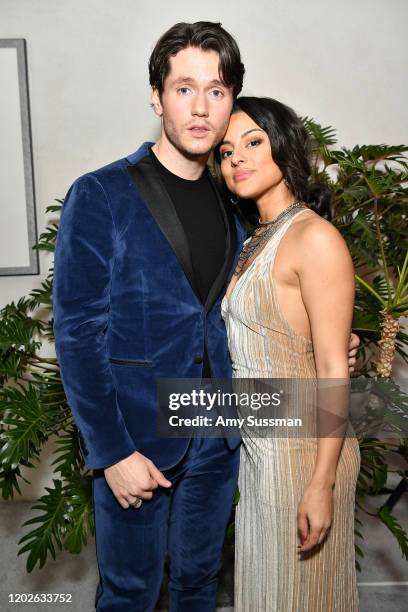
[220,139,262,160]
[221,150,233,160]
[248,139,261,148]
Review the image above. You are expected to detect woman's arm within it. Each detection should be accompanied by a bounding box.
[294,217,356,552]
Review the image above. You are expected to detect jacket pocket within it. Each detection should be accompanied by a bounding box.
[108,357,153,367]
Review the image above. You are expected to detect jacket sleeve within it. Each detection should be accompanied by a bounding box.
[53,173,137,470]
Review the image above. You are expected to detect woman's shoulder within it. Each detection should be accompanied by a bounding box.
[288,208,352,265]
[290,208,345,247]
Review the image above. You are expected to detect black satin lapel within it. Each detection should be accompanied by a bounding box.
[128,156,198,297]
[204,170,237,312]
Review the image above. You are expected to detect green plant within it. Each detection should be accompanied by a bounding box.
[305,119,408,566]
[0,201,94,572]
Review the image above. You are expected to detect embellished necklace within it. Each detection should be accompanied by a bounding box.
[233,201,308,276]
[258,201,302,225]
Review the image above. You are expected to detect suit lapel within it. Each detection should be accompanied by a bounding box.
[127,148,239,312]
[127,153,199,299]
[204,169,237,313]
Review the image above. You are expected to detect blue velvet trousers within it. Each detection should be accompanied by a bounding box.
[92,436,240,611]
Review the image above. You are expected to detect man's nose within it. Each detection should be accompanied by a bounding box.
[191,91,209,117]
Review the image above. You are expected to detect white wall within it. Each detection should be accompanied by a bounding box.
[0,0,407,498]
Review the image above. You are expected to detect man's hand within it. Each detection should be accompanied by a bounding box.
[348,332,360,373]
[104,451,172,509]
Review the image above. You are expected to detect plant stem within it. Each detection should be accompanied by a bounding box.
[30,356,58,365]
[26,369,62,381]
[27,361,59,372]
[373,196,392,304]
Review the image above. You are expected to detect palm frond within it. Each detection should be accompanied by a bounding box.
[378,506,408,560]
[17,475,93,571]
[0,461,31,500]
[0,382,64,467]
[18,479,69,571]
[302,116,337,147]
[51,425,84,478]
[63,475,94,553]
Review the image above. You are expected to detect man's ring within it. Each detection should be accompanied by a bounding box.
[129,497,142,509]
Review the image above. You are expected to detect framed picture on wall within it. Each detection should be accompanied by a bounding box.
[0,38,39,276]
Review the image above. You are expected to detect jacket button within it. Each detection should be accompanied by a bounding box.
[194,355,203,364]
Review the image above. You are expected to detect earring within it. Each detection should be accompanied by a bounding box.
[230,193,239,205]
[283,177,290,188]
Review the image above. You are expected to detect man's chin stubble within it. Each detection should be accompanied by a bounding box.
[163,127,217,159]
[176,141,215,159]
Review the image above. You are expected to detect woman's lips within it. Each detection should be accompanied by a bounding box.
[234,170,254,182]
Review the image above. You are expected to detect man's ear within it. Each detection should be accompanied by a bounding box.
[151,89,163,117]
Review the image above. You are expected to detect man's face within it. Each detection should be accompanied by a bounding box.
[152,47,234,158]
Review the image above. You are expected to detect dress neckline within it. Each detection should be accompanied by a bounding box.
[224,208,311,305]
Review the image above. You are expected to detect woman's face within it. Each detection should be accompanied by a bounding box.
[219,111,284,201]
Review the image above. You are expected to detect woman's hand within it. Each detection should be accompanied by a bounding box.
[297,479,334,553]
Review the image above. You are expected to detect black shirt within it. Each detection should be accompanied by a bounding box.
[149,148,227,377]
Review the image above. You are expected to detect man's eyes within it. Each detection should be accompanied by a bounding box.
[177,87,191,95]
[176,88,225,97]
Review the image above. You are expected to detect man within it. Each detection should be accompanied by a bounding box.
[53,21,359,612]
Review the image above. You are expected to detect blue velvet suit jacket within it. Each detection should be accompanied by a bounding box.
[53,142,246,471]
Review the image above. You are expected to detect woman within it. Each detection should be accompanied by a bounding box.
[217,97,361,611]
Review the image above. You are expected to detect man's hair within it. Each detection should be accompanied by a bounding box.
[149,21,245,99]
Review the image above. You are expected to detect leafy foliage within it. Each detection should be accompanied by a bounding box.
[303,121,408,567]
[17,475,93,572]
[378,507,408,561]
[0,201,93,571]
